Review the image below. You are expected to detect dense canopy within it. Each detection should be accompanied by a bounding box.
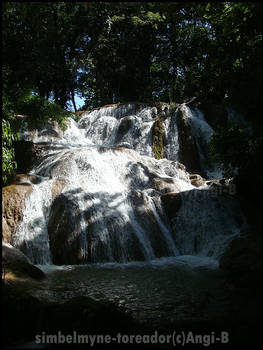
[2,2,262,185]
[3,2,262,114]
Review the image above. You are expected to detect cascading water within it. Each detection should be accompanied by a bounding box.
[14,103,245,266]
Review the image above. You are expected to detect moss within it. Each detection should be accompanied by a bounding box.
[152,118,165,159]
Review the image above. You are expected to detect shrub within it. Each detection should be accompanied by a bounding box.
[2,119,19,185]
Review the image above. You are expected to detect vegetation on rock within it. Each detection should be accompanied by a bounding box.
[152,118,165,160]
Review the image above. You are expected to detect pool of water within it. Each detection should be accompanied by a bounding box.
[34,256,232,328]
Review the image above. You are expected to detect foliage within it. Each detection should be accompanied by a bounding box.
[2,92,16,120]
[209,125,257,177]
[2,2,261,113]
[2,119,19,185]
[2,92,73,185]
[14,94,72,131]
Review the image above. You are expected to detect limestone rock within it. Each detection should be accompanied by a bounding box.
[161,192,182,220]
[128,190,171,258]
[116,116,133,142]
[14,141,50,173]
[51,178,67,200]
[48,192,83,265]
[2,217,12,245]
[2,184,33,244]
[11,173,43,185]
[2,242,45,280]
[153,177,180,194]
[189,174,206,187]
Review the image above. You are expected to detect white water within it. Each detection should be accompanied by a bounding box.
[14,103,245,265]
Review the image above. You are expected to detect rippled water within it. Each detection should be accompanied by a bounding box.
[33,257,233,329]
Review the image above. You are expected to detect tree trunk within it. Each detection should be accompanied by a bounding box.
[71,90,77,112]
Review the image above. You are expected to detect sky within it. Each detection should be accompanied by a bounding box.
[68,95,86,111]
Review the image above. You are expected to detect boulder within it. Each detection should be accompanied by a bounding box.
[2,184,33,244]
[189,174,206,187]
[177,109,202,174]
[2,242,45,280]
[116,115,133,142]
[153,177,180,194]
[48,192,83,265]
[161,192,182,220]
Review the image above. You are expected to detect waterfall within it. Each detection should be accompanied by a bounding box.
[14,103,245,265]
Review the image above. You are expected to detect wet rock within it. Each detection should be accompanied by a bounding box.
[206,179,219,186]
[161,192,182,220]
[206,178,236,196]
[78,116,91,129]
[112,146,134,154]
[153,177,180,194]
[151,106,158,118]
[48,193,83,265]
[128,190,170,257]
[75,110,89,116]
[2,184,33,244]
[206,178,232,187]
[11,173,43,185]
[14,141,50,173]
[116,116,133,142]
[116,142,132,149]
[51,178,67,200]
[2,217,12,245]
[41,121,64,139]
[189,174,206,187]
[177,109,202,174]
[2,242,45,280]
